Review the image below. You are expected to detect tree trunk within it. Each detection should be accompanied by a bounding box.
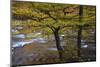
[53,30,63,60]
[77,5,83,57]
[94,29,96,44]
[77,25,82,57]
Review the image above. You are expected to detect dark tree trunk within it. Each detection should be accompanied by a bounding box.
[94,29,96,44]
[77,25,82,57]
[53,30,63,60]
[77,5,83,57]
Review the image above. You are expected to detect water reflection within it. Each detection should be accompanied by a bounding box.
[12,41,32,48]
[12,31,95,51]
[12,29,18,33]
[81,44,88,48]
[14,34,25,38]
[47,48,57,51]
[12,37,47,48]
[33,38,47,43]
[81,40,88,48]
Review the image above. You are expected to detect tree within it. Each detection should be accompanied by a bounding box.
[76,5,96,57]
[77,5,83,57]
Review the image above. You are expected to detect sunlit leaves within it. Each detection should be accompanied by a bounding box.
[12,2,96,35]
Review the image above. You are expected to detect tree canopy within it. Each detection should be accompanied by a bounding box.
[12,2,96,35]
